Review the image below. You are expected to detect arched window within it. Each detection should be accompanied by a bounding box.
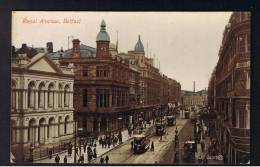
[28,119,36,144]
[58,84,62,107]
[38,83,45,108]
[11,120,16,144]
[64,85,70,107]
[28,82,35,108]
[48,83,54,108]
[11,80,16,109]
[64,116,69,134]
[38,118,46,144]
[48,117,55,138]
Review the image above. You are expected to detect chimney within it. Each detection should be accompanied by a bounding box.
[47,42,53,53]
[72,39,80,58]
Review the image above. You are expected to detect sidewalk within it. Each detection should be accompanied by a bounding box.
[195,125,223,164]
[36,121,154,163]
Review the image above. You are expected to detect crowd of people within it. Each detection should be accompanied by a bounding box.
[49,130,125,164]
[194,110,222,164]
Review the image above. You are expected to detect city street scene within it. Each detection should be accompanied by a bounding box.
[10,11,250,165]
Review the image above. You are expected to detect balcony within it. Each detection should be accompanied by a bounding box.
[228,127,250,153]
[230,127,250,138]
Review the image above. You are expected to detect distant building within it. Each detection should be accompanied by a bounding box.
[11,44,75,162]
[181,89,208,107]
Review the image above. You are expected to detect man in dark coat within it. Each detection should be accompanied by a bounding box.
[105,155,109,164]
[55,154,60,163]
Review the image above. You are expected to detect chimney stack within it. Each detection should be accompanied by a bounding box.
[72,39,80,58]
[47,42,53,53]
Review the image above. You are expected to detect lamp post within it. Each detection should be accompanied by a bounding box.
[29,143,34,162]
[74,117,78,163]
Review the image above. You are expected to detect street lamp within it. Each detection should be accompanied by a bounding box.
[74,116,78,163]
[29,143,34,162]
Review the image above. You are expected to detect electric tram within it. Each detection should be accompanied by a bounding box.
[183,140,196,163]
[166,115,176,126]
[133,134,150,154]
[155,122,165,136]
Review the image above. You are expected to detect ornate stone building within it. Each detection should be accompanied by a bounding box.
[11,45,74,162]
[208,12,250,164]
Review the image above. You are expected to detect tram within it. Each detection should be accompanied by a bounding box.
[166,115,176,126]
[155,122,165,136]
[133,134,150,154]
[183,140,196,163]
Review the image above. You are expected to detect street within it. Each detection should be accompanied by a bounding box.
[91,117,188,164]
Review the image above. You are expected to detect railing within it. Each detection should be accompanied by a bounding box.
[24,142,71,162]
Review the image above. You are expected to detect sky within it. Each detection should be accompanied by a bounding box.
[12,11,232,91]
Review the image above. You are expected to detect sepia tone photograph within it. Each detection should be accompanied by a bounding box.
[10,11,250,164]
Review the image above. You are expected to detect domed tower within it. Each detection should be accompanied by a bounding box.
[96,19,110,59]
[134,35,145,53]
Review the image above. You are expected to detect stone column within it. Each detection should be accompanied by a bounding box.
[61,92,64,108]
[23,90,27,110]
[35,91,38,109]
[23,128,28,143]
[44,91,48,109]
[70,92,73,108]
[35,127,39,146]
[44,125,48,143]
[109,90,112,107]
[15,91,19,110]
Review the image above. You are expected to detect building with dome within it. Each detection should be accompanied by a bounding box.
[46,19,181,136]
[56,20,140,135]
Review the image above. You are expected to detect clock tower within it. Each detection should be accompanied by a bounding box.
[96,19,110,59]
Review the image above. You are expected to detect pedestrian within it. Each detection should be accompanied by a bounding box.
[48,149,52,159]
[55,154,60,163]
[80,154,84,163]
[75,147,78,156]
[198,155,202,164]
[131,140,134,150]
[203,155,208,164]
[151,141,154,151]
[105,155,109,164]
[63,155,67,163]
[100,156,105,164]
[93,147,97,159]
[68,146,72,157]
[201,139,205,152]
[83,144,86,153]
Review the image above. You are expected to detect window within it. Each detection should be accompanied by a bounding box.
[96,89,110,108]
[83,89,88,107]
[96,66,109,77]
[12,81,16,109]
[58,85,62,107]
[238,35,246,53]
[28,82,35,108]
[48,84,54,108]
[38,83,45,108]
[64,85,70,107]
[82,66,88,77]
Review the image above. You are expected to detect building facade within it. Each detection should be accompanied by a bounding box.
[11,46,75,162]
[47,20,181,136]
[181,90,208,107]
[208,12,250,164]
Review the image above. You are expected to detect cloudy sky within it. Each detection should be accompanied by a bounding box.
[12,11,232,91]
